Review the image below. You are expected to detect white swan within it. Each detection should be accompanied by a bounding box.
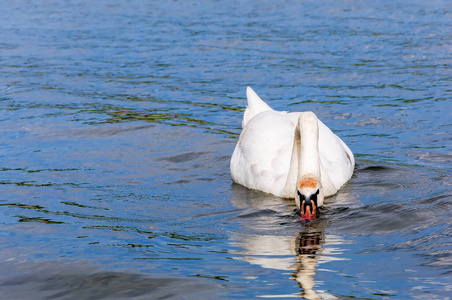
[230,87,355,219]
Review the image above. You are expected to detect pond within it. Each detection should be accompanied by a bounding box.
[1,0,451,299]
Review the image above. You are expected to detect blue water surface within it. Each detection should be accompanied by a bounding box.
[1,0,451,299]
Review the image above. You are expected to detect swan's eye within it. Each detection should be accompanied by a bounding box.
[310,189,319,202]
[297,190,305,201]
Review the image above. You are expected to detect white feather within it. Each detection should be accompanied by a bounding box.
[230,87,354,199]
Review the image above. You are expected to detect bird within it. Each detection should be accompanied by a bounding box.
[230,87,355,220]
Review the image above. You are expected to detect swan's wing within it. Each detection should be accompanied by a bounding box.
[242,87,273,128]
[231,110,294,197]
[318,119,354,195]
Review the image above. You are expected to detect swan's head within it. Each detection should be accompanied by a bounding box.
[296,175,324,221]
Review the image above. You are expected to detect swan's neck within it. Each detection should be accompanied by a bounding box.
[298,112,321,178]
[282,112,320,198]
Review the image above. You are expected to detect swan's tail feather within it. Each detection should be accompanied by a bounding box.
[242,87,273,127]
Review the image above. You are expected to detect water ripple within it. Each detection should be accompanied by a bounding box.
[1,0,451,298]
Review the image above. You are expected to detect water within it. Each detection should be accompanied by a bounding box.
[1,0,451,299]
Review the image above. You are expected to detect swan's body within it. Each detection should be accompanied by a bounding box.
[230,87,354,216]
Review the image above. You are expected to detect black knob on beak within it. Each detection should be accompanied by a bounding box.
[299,189,319,220]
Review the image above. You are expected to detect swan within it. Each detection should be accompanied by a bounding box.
[230,87,355,220]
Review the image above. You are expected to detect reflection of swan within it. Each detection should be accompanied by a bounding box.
[231,87,354,219]
[293,230,324,300]
[229,185,358,299]
[231,223,336,299]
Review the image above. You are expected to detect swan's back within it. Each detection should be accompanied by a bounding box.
[317,119,355,194]
[231,109,295,196]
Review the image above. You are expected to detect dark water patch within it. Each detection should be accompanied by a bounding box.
[328,191,452,236]
[332,203,422,234]
[0,203,45,210]
[0,261,224,300]
[118,243,155,249]
[69,124,156,137]
[61,201,110,211]
[188,208,244,220]
[1,199,139,226]
[359,165,393,172]
[0,180,55,187]
[190,274,229,282]
[25,168,85,173]
[84,225,141,233]
[237,209,278,219]
[159,151,210,164]
[134,257,204,261]
[15,216,64,224]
